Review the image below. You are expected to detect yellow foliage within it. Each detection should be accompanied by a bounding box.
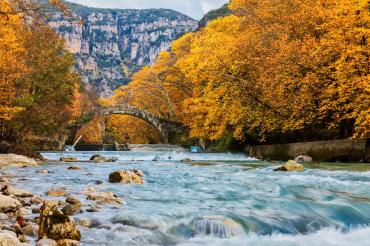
[111,0,369,143]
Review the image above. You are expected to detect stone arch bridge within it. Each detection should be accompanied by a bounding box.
[104,105,187,144]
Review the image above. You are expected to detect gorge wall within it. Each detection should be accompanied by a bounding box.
[47,3,198,96]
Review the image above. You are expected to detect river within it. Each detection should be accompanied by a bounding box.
[8,145,370,245]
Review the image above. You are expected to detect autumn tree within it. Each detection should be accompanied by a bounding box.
[111,0,369,146]
[0,1,26,139]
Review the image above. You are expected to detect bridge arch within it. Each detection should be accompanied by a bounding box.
[104,105,186,144]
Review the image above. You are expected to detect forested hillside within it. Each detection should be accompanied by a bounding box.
[108,0,369,146]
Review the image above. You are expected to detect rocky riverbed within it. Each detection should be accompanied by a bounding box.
[1,150,370,245]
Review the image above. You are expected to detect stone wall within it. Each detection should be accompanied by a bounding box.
[246,139,369,162]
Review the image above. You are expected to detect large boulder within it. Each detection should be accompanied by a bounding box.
[294,155,313,163]
[0,230,21,246]
[109,170,144,184]
[274,160,305,172]
[38,201,81,241]
[3,185,33,197]
[0,154,38,168]
[0,195,22,213]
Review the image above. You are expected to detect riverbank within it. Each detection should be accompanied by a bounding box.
[246,139,370,163]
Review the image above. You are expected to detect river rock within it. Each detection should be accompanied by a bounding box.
[16,197,32,206]
[59,158,77,162]
[109,170,144,184]
[180,158,193,163]
[0,230,21,246]
[294,155,313,164]
[0,177,11,183]
[77,218,100,228]
[0,195,22,213]
[23,223,39,236]
[17,234,27,243]
[0,154,38,168]
[36,239,57,246]
[38,201,81,241]
[3,186,33,197]
[31,196,43,205]
[274,160,305,172]
[65,196,81,206]
[0,213,9,220]
[86,188,124,205]
[57,239,80,246]
[61,204,81,216]
[90,155,105,163]
[47,189,67,197]
[16,207,30,217]
[133,169,144,177]
[37,170,49,174]
[67,166,81,170]
[193,216,245,238]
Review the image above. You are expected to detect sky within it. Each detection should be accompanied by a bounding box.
[69,0,228,20]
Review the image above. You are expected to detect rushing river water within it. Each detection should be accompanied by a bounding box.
[7,146,370,245]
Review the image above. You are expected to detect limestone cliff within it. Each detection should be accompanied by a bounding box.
[47,3,198,96]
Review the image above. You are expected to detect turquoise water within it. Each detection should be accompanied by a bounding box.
[9,148,370,245]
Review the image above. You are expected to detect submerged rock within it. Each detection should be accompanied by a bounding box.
[294,155,313,164]
[59,158,77,162]
[90,155,118,163]
[47,189,67,197]
[0,195,22,213]
[67,166,81,170]
[192,216,245,238]
[0,230,21,246]
[38,201,81,241]
[274,160,305,172]
[0,154,38,168]
[37,170,49,174]
[180,158,193,163]
[109,170,144,184]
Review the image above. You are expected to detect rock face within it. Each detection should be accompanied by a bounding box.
[109,170,144,184]
[48,2,198,96]
[38,201,81,241]
[0,154,38,168]
[274,160,305,172]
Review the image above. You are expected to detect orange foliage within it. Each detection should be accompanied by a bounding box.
[111,0,369,143]
[106,115,162,144]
